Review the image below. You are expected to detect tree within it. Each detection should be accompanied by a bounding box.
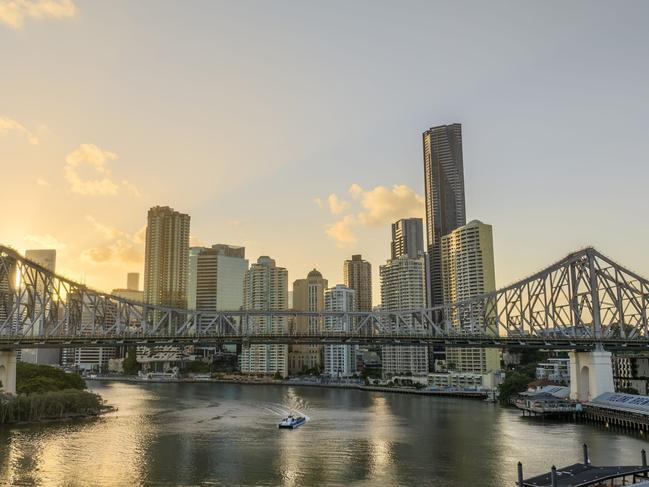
[122,347,141,376]
[498,371,533,405]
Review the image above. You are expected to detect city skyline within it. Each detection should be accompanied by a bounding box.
[2,1,649,305]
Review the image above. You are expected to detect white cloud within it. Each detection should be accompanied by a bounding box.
[64,143,141,197]
[0,116,39,145]
[327,193,349,215]
[25,233,66,249]
[0,0,77,29]
[325,215,358,246]
[82,215,144,265]
[314,197,324,209]
[36,178,50,187]
[323,183,424,245]
[354,184,425,226]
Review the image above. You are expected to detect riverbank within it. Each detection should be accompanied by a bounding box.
[87,375,490,399]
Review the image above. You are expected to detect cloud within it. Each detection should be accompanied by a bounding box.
[36,178,50,187]
[81,215,143,265]
[313,197,324,209]
[323,183,424,245]
[0,0,77,29]
[0,116,39,145]
[327,193,349,215]
[353,184,425,226]
[64,143,141,197]
[326,215,358,246]
[25,233,66,249]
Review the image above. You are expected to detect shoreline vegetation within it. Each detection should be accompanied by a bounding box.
[0,363,112,426]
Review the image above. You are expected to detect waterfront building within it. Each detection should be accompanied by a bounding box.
[289,269,327,375]
[613,354,649,395]
[343,254,372,312]
[535,358,570,385]
[20,249,59,365]
[61,290,116,371]
[422,123,466,308]
[112,272,144,301]
[391,218,425,260]
[441,220,500,374]
[323,284,356,377]
[428,370,503,391]
[239,256,289,377]
[187,246,206,310]
[380,255,428,377]
[143,205,190,364]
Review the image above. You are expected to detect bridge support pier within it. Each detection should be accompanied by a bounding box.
[0,350,17,395]
[569,350,615,402]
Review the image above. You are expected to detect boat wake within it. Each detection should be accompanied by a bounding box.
[263,403,310,422]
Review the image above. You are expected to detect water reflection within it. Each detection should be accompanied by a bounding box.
[1,381,647,486]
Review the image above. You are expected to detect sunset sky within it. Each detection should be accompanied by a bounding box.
[2,0,649,302]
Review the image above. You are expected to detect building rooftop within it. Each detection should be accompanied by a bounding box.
[590,392,649,416]
[522,463,649,486]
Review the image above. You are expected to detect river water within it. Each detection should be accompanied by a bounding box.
[1,381,647,486]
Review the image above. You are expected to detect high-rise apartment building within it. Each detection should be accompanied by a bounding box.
[323,284,356,377]
[422,123,466,307]
[143,206,190,309]
[289,269,327,374]
[391,218,425,260]
[21,249,59,365]
[380,257,428,377]
[239,256,289,377]
[441,220,500,374]
[143,206,190,364]
[343,254,372,312]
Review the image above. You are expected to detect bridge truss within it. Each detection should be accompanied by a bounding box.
[1,245,648,350]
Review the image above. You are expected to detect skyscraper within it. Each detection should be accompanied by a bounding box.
[187,246,206,310]
[422,123,466,307]
[323,284,356,377]
[441,220,500,374]
[343,254,372,312]
[112,273,144,301]
[290,269,327,374]
[195,244,248,311]
[391,218,425,260]
[143,206,190,365]
[380,229,428,377]
[239,256,289,377]
[143,206,191,309]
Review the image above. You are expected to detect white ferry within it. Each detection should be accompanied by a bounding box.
[278,415,306,429]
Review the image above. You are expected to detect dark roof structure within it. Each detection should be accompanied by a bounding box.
[522,463,649,486]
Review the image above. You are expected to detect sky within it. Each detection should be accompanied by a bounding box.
[1,0,648,303]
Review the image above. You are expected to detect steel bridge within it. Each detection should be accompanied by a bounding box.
[1,245,649,351]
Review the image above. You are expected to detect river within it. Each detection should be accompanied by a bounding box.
[1,381,647,486]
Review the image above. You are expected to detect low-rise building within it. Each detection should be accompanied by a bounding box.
[536,358,570,385]
[613,354,649,395]
[428,370,504,391]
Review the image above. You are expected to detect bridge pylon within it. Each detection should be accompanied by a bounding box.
[0,350,17,395]
[568,350,615,402]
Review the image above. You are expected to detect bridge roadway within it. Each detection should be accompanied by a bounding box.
[1,333,648,350]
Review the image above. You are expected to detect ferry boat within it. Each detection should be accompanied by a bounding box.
[278,415,306,429]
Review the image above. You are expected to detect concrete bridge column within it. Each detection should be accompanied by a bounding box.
[569,350,615,402]
[0,350,17,395]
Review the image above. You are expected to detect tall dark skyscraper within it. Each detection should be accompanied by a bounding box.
[423,123,466,307]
